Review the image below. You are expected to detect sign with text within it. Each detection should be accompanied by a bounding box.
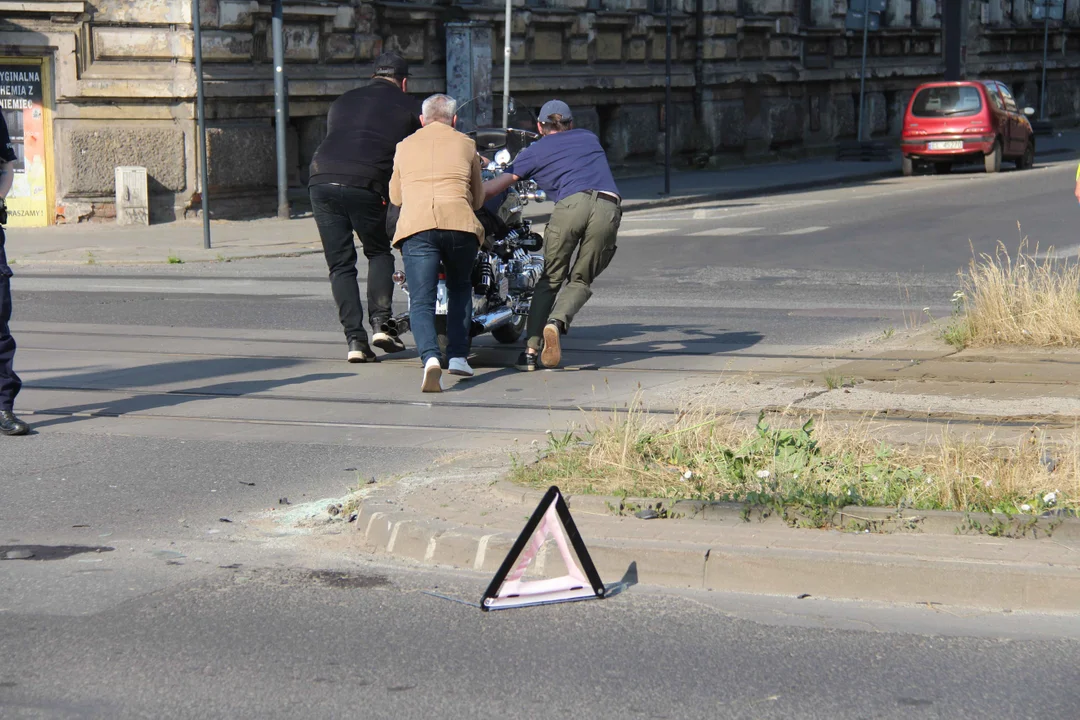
[0,62,49,227]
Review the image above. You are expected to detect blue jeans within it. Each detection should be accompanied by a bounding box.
[400,230,478,364]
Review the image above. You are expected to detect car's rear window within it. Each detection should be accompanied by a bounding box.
[911,86,983,118]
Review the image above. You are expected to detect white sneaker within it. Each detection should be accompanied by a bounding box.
[421,357,443,393]
[448,357,474,377]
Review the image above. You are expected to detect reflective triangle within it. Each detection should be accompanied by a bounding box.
[481,486,606,611]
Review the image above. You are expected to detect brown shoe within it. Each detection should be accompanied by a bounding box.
[540,322,562,369]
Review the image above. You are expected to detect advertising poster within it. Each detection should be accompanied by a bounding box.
[0,62,49,227]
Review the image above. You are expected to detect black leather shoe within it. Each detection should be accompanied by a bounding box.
[0,410,30,436]
[347,338,378,363]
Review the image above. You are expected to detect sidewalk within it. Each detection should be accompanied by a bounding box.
[0,148,938,267]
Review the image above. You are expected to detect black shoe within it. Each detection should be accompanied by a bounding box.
[347,339,377,363]
[372,330,406,354]
[0,410,30,436]
[516,351,538,372]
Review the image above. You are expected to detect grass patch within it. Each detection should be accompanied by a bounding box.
[167,253,184,265]
[945,237,1080,348]
[511,403,1076,522]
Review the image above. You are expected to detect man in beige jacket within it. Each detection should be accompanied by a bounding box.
[389,94,485,392]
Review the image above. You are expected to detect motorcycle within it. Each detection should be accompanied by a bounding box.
[383,96,547,356]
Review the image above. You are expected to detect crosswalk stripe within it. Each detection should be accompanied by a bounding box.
[618,228,676,236]
[779,226,830,235]
[689,227,762,236]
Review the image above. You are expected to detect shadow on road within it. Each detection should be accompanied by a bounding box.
[27,357,352,428]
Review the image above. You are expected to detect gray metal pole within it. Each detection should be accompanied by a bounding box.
[192,0,211,248]
[1040,9,1050,120]
[856,5,870,143]
[503,0,512,128]
[664,0,672,195]
[272,0,289,219]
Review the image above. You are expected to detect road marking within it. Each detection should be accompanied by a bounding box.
[689,227,762,236]
[1035,244,1080,260]
[618,228,676,236]
[780,226,830,235]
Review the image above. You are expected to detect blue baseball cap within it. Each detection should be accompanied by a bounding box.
[538,100,573,123]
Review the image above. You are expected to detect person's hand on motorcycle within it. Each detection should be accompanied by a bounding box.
[1075,179,1080,204]
[483,172,519,202]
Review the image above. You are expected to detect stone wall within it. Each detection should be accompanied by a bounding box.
[2,0,1080,223]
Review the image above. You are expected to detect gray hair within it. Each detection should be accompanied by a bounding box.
[422,94,457,125]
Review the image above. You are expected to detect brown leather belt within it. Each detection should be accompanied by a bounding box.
[589,190,621,206]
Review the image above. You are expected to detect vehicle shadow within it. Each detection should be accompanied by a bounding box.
[454,323,764,390]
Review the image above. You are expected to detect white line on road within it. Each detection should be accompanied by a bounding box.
[689,227,762,236]
[618,228,677,236]
[1035,244,1080,260]
[779,226,830,235]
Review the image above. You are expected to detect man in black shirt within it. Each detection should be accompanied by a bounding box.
[308,52,423,362]
[0,111,28,435]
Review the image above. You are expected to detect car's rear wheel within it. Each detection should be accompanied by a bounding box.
[1015,140,1035,170]
[935,162,953,175]
[901,155,914,177]
[984,139,1002,173]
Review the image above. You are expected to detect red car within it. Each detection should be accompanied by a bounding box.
[900,80,1036,175]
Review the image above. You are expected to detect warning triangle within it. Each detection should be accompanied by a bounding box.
[481,486,606,611]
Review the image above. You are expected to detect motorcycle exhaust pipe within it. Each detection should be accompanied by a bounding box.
[384,315,410,337]
[471,306,515,335]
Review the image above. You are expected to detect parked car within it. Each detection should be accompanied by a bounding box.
[900,80,1036,176]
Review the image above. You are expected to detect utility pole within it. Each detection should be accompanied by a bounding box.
[663,0,672,196]
[855,0,870,143]
[272,0,289,219]
[192,0,211,248]
[502,0,512,128]
[1039,5,1050,120]
[943,0,962,80]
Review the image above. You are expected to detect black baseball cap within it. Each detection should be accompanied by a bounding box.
[373,52,409,79]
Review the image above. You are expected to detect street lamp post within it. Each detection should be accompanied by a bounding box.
[192,0,211,249]
[503,0,512,129]
[663,0,672,196]
[272,0,289,219]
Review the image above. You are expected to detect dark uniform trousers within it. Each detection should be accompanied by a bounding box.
[0,227,20,412]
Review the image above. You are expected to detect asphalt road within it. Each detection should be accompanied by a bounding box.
[4,154,1080,718]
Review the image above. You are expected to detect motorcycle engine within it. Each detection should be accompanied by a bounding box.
[506,248,543,293]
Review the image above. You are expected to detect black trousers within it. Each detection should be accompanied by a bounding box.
[309,183,395,343]
[0,228,20,412]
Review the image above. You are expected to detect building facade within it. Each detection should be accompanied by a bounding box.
[1,0,1078,225]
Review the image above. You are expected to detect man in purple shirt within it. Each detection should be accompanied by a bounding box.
[482,100,621,371]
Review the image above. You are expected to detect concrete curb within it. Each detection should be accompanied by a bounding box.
[492,481,1080,541]
[353,485,1080,612]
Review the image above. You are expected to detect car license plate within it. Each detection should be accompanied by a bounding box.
[928,140,963,150]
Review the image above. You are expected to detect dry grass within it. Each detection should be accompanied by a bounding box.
[512,401,1078,517]
[946,236,1080,348]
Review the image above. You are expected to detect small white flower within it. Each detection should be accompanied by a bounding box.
[871,476,878,482]
[792,473,798,480]
[1043,491,1057,505]
[683,470,693,480]
[1020,504,1032,512]
[951,291,965,302]
[922,307,931,314]
[756,470,770,479]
